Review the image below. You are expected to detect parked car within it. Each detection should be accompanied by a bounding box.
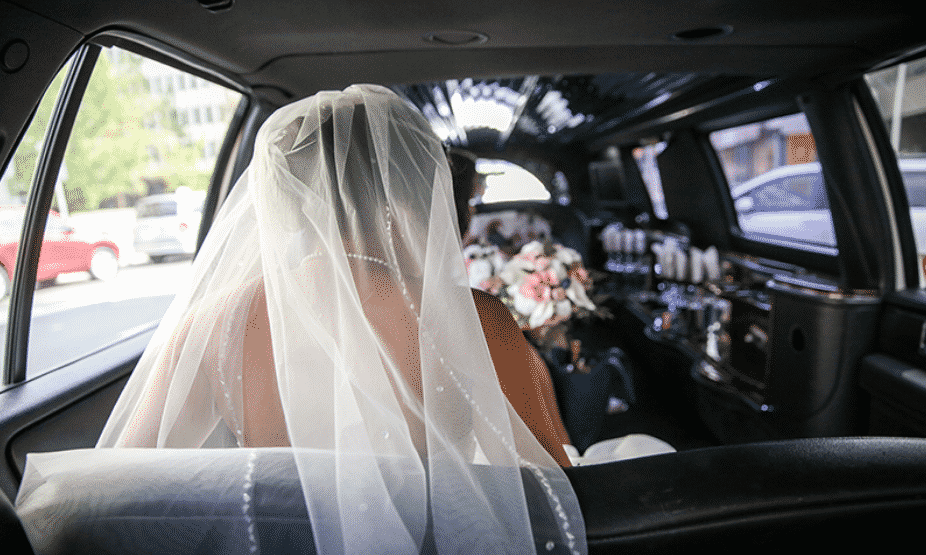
[1,1,925,554]
[732,159,926,251]
[132,189,206,263]
[0,207,119,297]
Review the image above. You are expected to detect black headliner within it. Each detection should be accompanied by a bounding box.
[6,1,926,152]
[14,1,924,86]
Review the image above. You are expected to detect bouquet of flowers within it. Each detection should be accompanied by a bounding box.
[463,242,507,291]
[470,240,597,329]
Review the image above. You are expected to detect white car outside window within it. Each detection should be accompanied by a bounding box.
[133,188,206,263]
[731,159,926,252]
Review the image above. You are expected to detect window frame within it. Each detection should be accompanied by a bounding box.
[858,59,926,289]
[696,116,841,277]
[3,44,100,385]
[699,82,916,290]
[1,33,252,386]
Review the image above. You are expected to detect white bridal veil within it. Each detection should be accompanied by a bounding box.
[17,85,586,554]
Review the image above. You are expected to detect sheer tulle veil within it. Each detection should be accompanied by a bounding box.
[82,84,586,553]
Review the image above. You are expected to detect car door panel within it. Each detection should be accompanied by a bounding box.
[860,290,926,436]
[7,374,129,479]
[567,437,926,552]
[0,329,150,501]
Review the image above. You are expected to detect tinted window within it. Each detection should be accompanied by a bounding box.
[904,172,926,208]
[866,56,926,284]
[710,113,837,248]
[10,46,242,380]
[749,172,827,212]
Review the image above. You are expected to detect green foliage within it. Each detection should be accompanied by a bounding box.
[61,51,212,211]
[4,62,69,201]
[5,48,223,212]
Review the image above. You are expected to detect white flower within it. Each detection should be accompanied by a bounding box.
[555,300,573,318]
[520,241,545,256]
[550,258,568,282]
[508,285,535,316]
[467,259,495,289]
[554,245,582,265]
[499,257,533,285]
[463,244,507,289]
[565,279,596,310]
[529,301,555,328]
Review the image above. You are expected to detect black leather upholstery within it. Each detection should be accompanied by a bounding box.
[564,437,926,552]
[0,489,32,555]
[17,438,926,553]
[14,449,571,555]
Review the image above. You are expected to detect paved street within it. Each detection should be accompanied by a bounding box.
[0,259,193,378]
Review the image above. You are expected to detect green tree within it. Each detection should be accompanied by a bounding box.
[60,50,213,211]
[5,48,225,212]
[3,62,70,202]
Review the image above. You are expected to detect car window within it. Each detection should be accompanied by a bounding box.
[44,214,72,234]
[746,172,827,212]
[10,46,242,380]
[477,159,551,203]
[0,58,72,380]
[864,56,926,284]
[709,113,838,248]
[905,172,926,209]
[137,200,178,218]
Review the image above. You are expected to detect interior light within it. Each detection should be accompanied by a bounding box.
[671,25,733,41]
[423,31,489,46]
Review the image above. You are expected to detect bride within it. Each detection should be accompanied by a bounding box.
[18,85,586,554]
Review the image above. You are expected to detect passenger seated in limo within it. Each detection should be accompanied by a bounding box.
[449,147,675,462]
[18,85,586,553]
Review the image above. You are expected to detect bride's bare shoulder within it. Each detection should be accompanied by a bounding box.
[471,288,522,343]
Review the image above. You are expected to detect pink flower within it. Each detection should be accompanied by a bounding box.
[519,269,561,302]
[518,272,548,302]
[480,276,504,295]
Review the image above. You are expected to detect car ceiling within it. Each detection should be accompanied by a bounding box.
[8,1,926,154]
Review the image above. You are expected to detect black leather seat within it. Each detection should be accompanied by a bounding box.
[0,489,32,555]
[17,438,926,553]
[14,448,572,555]
[565,437,926,552]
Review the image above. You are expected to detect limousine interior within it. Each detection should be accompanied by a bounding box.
[2,0,926,552]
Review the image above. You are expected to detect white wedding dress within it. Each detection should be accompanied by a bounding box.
[16,85,586,555]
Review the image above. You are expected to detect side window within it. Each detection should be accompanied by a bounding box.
[477,159,551,204]
[709,113,838,248]
[905,172,926,209]
[865,57,926,284]
[0,60,72,378]
[5,45,242,380]
[747,173,827,213]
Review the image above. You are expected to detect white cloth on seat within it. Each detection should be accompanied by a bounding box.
[564,434,677,466]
